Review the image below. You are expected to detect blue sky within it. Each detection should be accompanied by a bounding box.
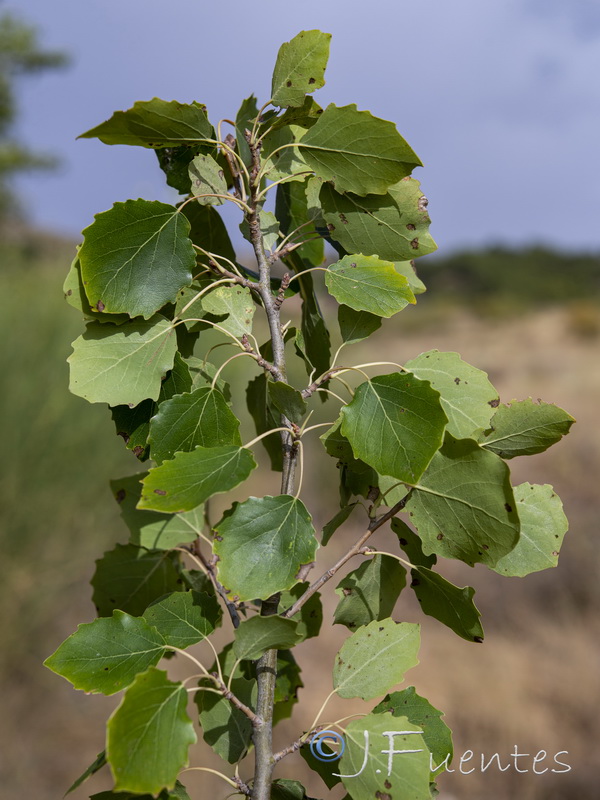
[11,0,600,253]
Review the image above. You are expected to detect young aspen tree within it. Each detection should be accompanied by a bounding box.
[47,30,573,800]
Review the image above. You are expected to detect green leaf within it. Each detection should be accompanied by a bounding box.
[188,152,227,205]
[405,350,499,439]
[373,686,453,770]
[44,611,165,695]
[68,315,177,406]
[65,750,107,796]
[272,779,317,800]
[410,567,484,642]
[233,616,301,661]
[273,649,304,723]
[214,495,318,601]
[187,356,232,400]
[201,285,255,336]
[79,200,195,319]
[139,445,257,513]
[110,352,193,461]
[391,517,437,569]
[478,398,575,458]
[267,380,307,423]
[333,619,420,700]
[144,590,222,648]
[395,260,427,295]
[326,254,415,317]
[492,483,569,577]
[246,374,283,471]
[240,209,281,252]
[79,98,213,147]
[341,373,448,483]
[107,668,196,794]
[279,583,323,641]
[276,180,324,267]
[111,473,200,550]
[181,202,237,263]
[156,146,197,194]
[300,739,341,790]
[322,503,359,545]
[91,781,190,800]
[338,713,431,800]
[235,94,259,169]
[301,104,422,195]
[338,305,382,345]
[321,178,437,261]
[149,386,242,465]
[91,544,183,617]
[196,675,256,763]
[63,255,129,324]
[271,30,331,107]
[334,555,406,630]
[406,434,520,567]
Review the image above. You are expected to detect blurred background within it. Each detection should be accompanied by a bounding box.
[1,1,599,798]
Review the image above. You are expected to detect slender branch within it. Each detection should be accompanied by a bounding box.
[191,540,241,629]
[272,726,325,764]
[282,494,412,619]
[211,672,263,727]
[240,333,280,379]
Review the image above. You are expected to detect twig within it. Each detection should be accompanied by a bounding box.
[192,540,241,629]
[211,672,263,727]
[282,494,412,619]
[240,334,280,379]
[272,726,325,763]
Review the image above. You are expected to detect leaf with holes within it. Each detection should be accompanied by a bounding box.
[321,178,437,261]
[139,446,256,513]
[44,611,166,695]
[271,30,331,107]
[79,200,195,319]
[479,399,575,459]
[405,350,499,439]
[333,618,420,700]
[107,668,196,793]
[326,255,415,317]
[406,434,520,567]
[492,483,568,577]
[301,104,422,195]
[214,495,318,601]
[68,315,177,406]
[341,373,447,483]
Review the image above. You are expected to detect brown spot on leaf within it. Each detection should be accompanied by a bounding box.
[117,431,130,444]
[375,792,391,800]
[96,300,105,312]
[482,544,489,550]
[308,77,316,84]
[454,377,461,385]
[489,398,500,408]
[406,223,416,231]
[327,223,335,232]
[342,588,353,596]
[437,533,444,540]
[286,80,292,87]
[133,446,144,458]
[418,195,429,212]
[115,489,126,504]
[399,538,408,546]
[552,550,559,557]
[410,237,419,250]
[385,780,392,789]
[66,289,73,297]
[504,503,513,512]
[411,578,421,587]
[154,489,167,496]
[339,213,348,224]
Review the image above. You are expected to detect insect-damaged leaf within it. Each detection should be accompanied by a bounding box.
[271,30,331,108]
[139,446,256,513]
[107,668,196,794]
[301,104,422,195]
[214,495,318,601]
[79,98,213,147]
[492,482,569,577]
[68,315,177,406]
[188,152,227,205]
[44,611,165,695]
[341,373,447,484]
[321,177,437,261]
[79,200,195,320]
[333,618,420,700]
[406,434,520,567]
[478,398,575,458]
